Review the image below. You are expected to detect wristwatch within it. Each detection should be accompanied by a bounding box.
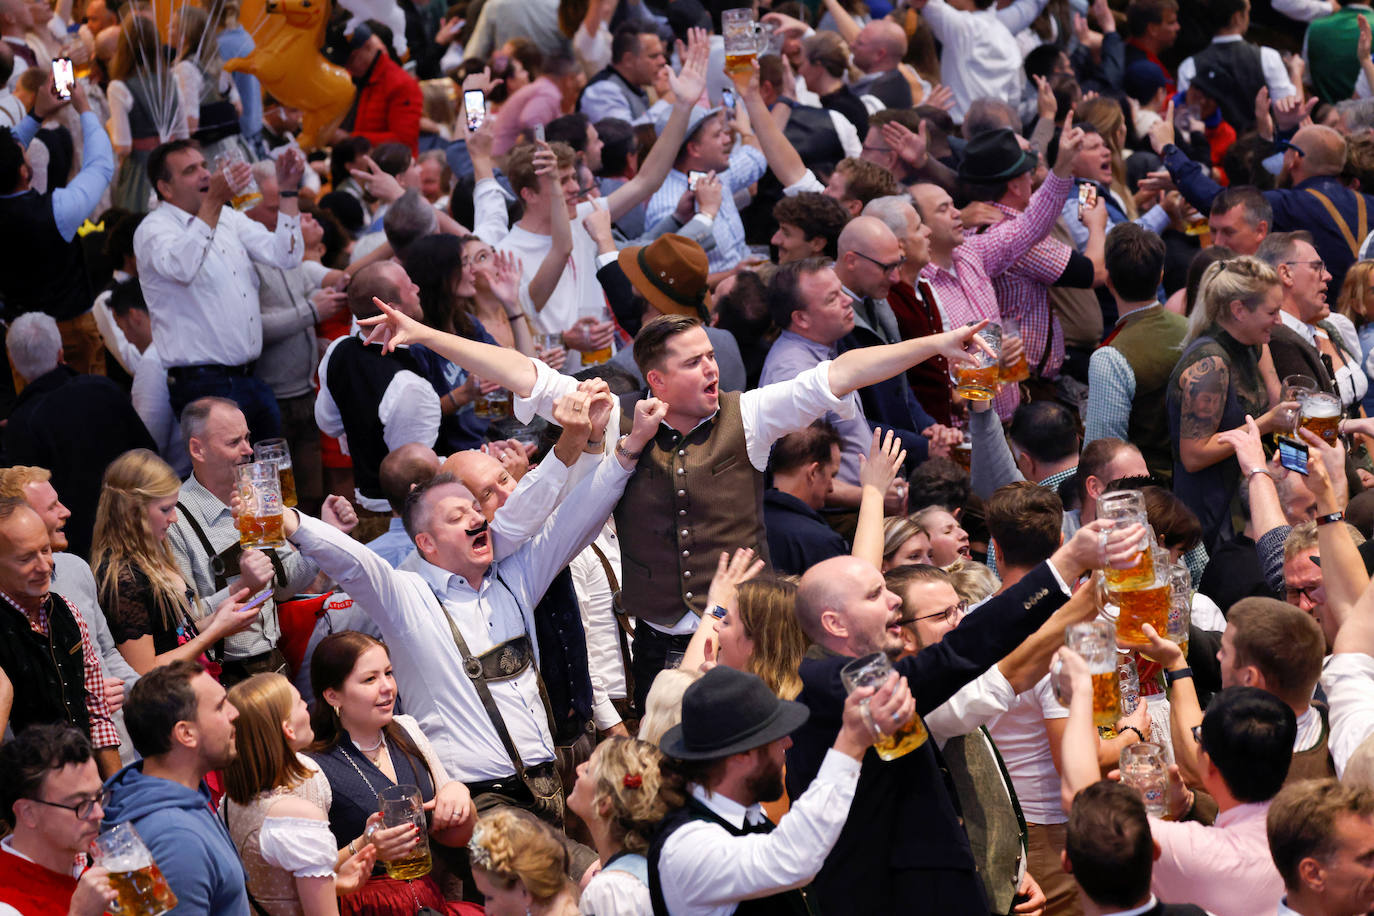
[1163,667,1193,688]
[1316,510,1346,527]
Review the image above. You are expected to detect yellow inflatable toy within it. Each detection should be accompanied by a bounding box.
[224,0,355,150]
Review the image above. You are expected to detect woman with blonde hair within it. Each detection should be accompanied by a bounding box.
[567,737,668,915]
[468,807,578,916]
[223,673,375,915]
[1337,258,1374,416]
[881,515,933,571]
[1168,256,1293,547]
[637,669,701,746]
[92,449,254,675]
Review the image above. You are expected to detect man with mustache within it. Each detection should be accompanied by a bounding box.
[280,389,664,832]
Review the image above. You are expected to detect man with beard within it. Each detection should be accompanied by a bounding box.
[101,661,250,916]
[1155,122,1373,298]
[648,664,911,915]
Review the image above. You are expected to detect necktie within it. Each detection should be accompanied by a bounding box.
[6,39,36,69]
[743,814,774,834]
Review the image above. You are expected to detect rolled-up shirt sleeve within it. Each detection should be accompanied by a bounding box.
[1322,653,1374,777]
[741,360,857,471]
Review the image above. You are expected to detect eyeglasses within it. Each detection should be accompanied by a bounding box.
[1282,259,1326,273]
[1190,724,1204,752]
[1278,139,1306,158]
[853,250,908,274]
[25,788,110,820]
[896,600,967,628]
[1286,582,1325,604]
[460,249,492,269]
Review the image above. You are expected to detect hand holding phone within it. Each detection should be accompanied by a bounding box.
[463,89,485,131]
[239,587,274,613]
[688,170,707,191]
[533,123,545,143]
[1277,436,1309,476]
[51,58,74,101]
[1076,182,1096,220]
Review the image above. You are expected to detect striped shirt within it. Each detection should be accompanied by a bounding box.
[644,145,767,273]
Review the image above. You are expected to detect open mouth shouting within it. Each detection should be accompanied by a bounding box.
[468,520,491,554]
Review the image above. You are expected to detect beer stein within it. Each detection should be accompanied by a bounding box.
[1119,653,1141,717]
[215,147,263,211]
[1166,561,1192,656]
[1096,490,1155,590]
[1299,391,1341,445]
[723,8,768,74]
[840,652,928,760]
[252,438,297,508]
[1120,742,1168,817]
[235,460,286,550]
[948,322,1001,402]
[1281,374,1317,433]
[377,784,432,880]
[90,823,178,916]
[998,315,1030,384]
[1060,620,1119,728]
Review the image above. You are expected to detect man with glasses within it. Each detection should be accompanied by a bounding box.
[1257,231,1368,413]
[0,723,119,915]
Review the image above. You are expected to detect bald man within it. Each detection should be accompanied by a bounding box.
[1158,121,1374,298]
[850,20,912,109]
[0,0,35,86]
[785,521,1125,914]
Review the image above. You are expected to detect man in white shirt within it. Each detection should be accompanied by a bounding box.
[905,0,1026,122]
[315,261,441,533]
[133,141,307,441]
[650,664,908,916]
[285,390,663,828]
[0,724,119,916]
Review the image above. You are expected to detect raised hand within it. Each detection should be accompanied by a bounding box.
[1052,111,1085,176]
[322,494,358,533]
[627,397,669,453]
[859,427,907,500]
[360,298,431,353]
[1255,86,1275,142]
[667,26,710,106]
[1033,74,1056,122]
[882,119,930,170]
[707,546,767,613]
[1148,100,1175,155]
[349,155,404,203]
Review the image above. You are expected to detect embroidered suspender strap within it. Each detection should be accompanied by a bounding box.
[1305,189,1365,258]
[425,582,558,790]
[589,542,636,704]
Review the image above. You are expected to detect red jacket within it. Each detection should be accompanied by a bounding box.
[353,52,422,155]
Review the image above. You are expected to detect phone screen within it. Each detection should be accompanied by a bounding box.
[463,89,485,131]
[240,587,274,612]
[721,88,735,110]
[52,58,74,100]
[688,170,707,190]
[1277,436,1309,476]
[533,123,545,143]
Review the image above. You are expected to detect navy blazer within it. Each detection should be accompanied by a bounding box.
[785,562,1069,915]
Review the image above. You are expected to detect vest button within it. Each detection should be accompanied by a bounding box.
[678,509,686,516]
[678,450,685,456]
[682,549,689,557]
[677,467,685,475]
[683,570,691,578]
[677,489,686,497]
[680,529,689,537]
[685,591,693,600]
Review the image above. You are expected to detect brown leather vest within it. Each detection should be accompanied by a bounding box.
[1100,305,1188,483]
[615,391,768,626]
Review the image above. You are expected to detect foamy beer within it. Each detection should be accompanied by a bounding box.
[1299,391,1342,445]
[377,785,432,880]
[1096,490,1154,590]
[253,438,297,508]
[90,823,178,916]
[1062,621,1119,728]
[840,652,928,760]
[1113,578,1171,645]
[949,323,1001,401]
[999,315,1031,383]
[723,8,764,74]
[235,461,286,550]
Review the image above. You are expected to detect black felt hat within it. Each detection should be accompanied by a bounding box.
[958,128,1039,184]
[659,666,811,760]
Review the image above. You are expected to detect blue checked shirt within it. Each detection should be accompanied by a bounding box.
[1084,345,1136,445]
[644,145,767,273]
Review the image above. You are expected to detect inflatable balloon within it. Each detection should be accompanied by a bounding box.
[224,0,354,150]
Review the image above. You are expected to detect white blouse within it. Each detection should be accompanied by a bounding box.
[579,866,651,916]
[259,816,338,879]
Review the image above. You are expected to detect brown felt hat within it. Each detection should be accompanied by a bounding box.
[618,233,711,320]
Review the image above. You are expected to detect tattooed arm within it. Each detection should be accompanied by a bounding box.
[1177,355,1237,473]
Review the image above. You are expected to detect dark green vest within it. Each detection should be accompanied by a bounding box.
[1101,305,1188,482]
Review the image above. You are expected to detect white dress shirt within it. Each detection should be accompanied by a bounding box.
[656,750,861,916]
[569,523,628,729]
[1177,36,1298,102]
[1321,652,1374,777]
[1277,310,1370,408]
[134,201,303,368]
[926,664,1018,746]
[285,452,633,782]
[918,0,1026,122]
[314,333,442,513]
[129,343,190,478]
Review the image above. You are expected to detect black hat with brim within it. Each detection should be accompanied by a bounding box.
[659,666,811,760]
[958,127,1039,184]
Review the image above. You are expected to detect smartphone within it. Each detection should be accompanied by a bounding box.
[1277,436,1309,476]
[533,123,545,143]
[239,587,274,613]
[52,58,74,101]
[1076,182,1096,217]
[721,87,735,110]
[688,169,707,190]
[463,89,485,131]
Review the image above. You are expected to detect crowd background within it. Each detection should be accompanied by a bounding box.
[13,0,1374,913]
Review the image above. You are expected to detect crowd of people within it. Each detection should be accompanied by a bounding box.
[14,0,1374,913]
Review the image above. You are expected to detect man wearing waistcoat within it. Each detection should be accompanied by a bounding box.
[579,22,665,125]
[1085,224,1187,483]
[355,302,992,711]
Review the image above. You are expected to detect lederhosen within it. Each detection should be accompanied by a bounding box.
[423,573,565,827]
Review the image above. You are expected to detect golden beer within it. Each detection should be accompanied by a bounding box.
[1114,581,1171,645]
[1300,413,1341,445]
[581,344,613,366]
[999,355,1030,384]
[954,365,999,401]
[383,846,432,880]
[952,441,972,472]
[232,188,263,211]
[725,51,757,74]
[1091,670,1121,729]
[873,712,928,761]
[474,389,513,419]
[108,862,178,916]
[277,465,298,508]
[1103,545,1155,591]
[237,510,285,549]
[1300,392,1341,445]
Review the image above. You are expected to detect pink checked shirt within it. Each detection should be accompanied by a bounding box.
[988,202,1073,380]
[920,171,1074,419]
[1149,801,1282,916]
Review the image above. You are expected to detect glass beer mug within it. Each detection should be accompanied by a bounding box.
[1281,374,1317,433]
[1096,490,1155,591]
[376,785,432,880]
[1058,620,1119,728]
[1120,742,1168,817]
[252,438,296,509]
[1299,391,1342,445]
[90,823,178,916]
[948,322,1001,402]
[723,8,769,74]
[235,460,286,550]
[1098,545,1171,647]
[840,652,928,760]
[998,315,1031,384]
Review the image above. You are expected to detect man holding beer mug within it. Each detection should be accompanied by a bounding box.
[785,519,1147,915]
[0,724,120,916]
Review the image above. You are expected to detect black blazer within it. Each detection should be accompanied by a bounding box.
[1267,323,1334,394]
[784,563,1070,915]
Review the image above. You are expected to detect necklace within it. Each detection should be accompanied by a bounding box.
[364,736,389,763]
[353,731,384,754]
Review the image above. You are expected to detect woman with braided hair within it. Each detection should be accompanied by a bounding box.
[467,807,580,915]
[567,737,669,915]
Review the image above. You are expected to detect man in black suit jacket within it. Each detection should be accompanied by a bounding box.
[786,520,1143,914]
[1063,781,1209,916]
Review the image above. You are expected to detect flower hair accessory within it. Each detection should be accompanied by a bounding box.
[623,773,642,789]
[467,822,495,871]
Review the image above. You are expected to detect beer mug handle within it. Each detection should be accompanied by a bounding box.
[1093,571,1118,622]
